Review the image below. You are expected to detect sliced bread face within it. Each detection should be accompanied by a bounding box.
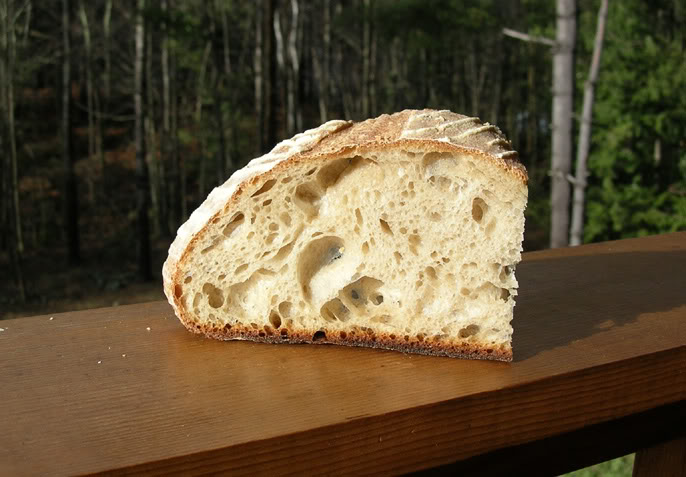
[163,110,528,361]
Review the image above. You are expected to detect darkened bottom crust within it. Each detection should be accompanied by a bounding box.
[182,319,513,362]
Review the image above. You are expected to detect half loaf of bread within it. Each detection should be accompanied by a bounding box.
[163,109,527,361]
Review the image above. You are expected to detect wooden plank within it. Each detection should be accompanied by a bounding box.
[633,436,686,477]
[1,232,685,476]
[415,401,685,477]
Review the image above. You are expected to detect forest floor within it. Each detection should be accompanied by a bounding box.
[0,236,172,320]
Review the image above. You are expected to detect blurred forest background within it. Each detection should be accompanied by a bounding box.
[1,0,685,319]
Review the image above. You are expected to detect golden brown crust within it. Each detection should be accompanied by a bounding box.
[163,109,524,361]
[183,320,513,362]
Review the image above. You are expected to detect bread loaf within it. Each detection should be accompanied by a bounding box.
[163,109,527,361]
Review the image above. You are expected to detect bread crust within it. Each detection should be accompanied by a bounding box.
[163,109,526,361]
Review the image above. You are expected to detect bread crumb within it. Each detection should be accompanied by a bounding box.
[146,327,151,331]
[49,317,54,321]
[97,360,102,364]
[0,328,4,332]
[122,354,127,357]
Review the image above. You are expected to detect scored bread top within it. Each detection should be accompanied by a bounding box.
[163,109,527,331]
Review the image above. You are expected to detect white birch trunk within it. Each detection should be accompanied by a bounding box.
[569,0,609,246]
[550,0,576,248]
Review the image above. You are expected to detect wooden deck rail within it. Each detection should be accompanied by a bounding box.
[1,232,685,476]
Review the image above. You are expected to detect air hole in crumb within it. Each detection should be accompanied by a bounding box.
[269,222,279,231]
[361,242,370,255]
[355,208,363,226]
[174,284,183,298]
[486,219,496,236]
[218,274,226,281]
[461,287,471,296]
[266,233,278,245]
[280,212,292,226]
[394,251,402,263]
[408,234,421,254]
[472,197,488,223]
[399,227,408,235]
[429,212,442,222]
[372,294,384,305]
[416,333,425,342]
[425,266,437,280]
[272,240,295,262]
[278,301,293,318]
[313,330,327,341]
[442,257,450,264]
[379,219,393,235]
[320,297,351,322]
[340,331,347,339]
[459,324,480,338]
[500,288,511,301]
[202,283,224,308]
[305,167,317,176]
[184,276,193,284]
[252,179,277,197]
[235,264,248,275]
[262,199,272,207]
[269,311,282,329]
[294,182,321,218]
[250,323,258,330]
[282,176,293,184]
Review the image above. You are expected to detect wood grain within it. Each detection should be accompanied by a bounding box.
[633,436,686,477]
[1,232,685,476]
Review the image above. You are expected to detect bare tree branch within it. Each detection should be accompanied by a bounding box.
[502,27,556,47]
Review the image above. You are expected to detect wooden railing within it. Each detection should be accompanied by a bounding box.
[1,232,685,476]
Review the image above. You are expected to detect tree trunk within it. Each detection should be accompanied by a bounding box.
[196,40,211,199]
[361,0,370,118]
[219,0,231,77]
[569,0,608,246]
[273,7,287,133]
[103,0,112,101]
[161,0,174,235]
[254,0,263,155]
[7,0,22,256]
[99,0,111,182]
[369,3,377,117]
[62,0,80,265]
[317,0,330,122]
[210,3,231,184]
[146,26,161,238]
[134,0,152,281]
[77,0,94,169]
[550,0,576,248]
[288,0,301,133]
[1,0,26,300]
[264,0,277,148]
[171,24,184,222]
